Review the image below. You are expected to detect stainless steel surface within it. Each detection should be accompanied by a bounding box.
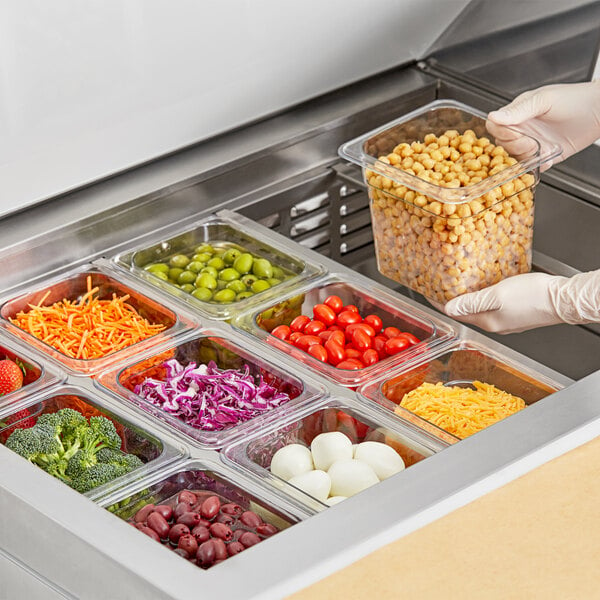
[0,56,599,599]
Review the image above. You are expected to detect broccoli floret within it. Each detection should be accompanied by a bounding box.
[96,447,143,471]
[71,463,126,493]
[81,416,121,453]
[5,427,42,461]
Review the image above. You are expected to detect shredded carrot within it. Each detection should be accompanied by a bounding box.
[10,278,167,360]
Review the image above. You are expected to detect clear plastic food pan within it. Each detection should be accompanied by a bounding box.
[338,99,562,304]
[99,457,309,570]
[112,210,324,321]
[0,265,190,375]
[0,385,186,501]
[223,396,446,510]
[359,339,565,445]
[0,330,64,409]
[232,274,454,387]
[96,329,325,450]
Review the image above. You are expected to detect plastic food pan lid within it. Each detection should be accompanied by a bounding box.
[338,99,562,204]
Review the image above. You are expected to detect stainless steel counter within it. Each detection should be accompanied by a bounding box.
[0,63,599,599]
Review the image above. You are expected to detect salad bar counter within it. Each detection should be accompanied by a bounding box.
[1,58,599,599]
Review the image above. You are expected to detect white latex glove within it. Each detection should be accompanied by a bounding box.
[486,81,600,170]
[443,270,600,334]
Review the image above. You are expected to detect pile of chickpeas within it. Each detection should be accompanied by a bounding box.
[365,128,535,303]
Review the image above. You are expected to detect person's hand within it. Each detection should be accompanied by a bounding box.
[486,81,600,170]
[443,270,600,334]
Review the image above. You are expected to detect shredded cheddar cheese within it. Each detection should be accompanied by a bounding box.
[397,380,526,439]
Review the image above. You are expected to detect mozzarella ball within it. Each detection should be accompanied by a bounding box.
[270,444,314,481]
[311,432,353,471]
[354,441,405,480]
[288,470,331,502]
[325,496,347,506]
[328,459,379,497]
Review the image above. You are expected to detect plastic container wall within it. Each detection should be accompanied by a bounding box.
[339,100,562,303]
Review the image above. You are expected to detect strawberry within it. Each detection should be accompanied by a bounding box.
[0,359,24,396]
[0,408,36,443]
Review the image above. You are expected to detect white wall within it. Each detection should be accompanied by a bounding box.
[0,0,468,217]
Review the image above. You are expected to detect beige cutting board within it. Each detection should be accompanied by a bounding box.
[288,435,600,600]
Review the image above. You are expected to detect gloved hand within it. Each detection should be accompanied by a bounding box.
[443,270,600,334]
[486,81,600,170]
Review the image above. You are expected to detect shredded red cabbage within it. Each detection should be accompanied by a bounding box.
[134,359,291,431]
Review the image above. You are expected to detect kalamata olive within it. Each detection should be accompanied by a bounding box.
[227,541,245,556]
[240,511,262,528]
[168,523,190,545]
[134,503,155,523]
[215,513,235,526]
[209,523,233,541]
[177,512,202,529]
[133,522,146,530]
[178,533,198,556]
[196,518,211,529]
[178,490,197,505]
[139,526,161,543]
[200,496,221,520]
[147,512,170,539]
[239,531,261,548]
[174,501,193,519]
[232,529,245,542]
[256,523,279,537]
[196,540,216,567]
[191,525,210,544]
[213,559,225,566]
[153,504,173,521]
[172,548,189,559]
[220,503,243,516]
[212,538,227,561]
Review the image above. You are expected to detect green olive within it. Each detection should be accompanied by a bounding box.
[191,287,213,301]
[252,258,273,279]
[267,278,282,287]
[195,273,217,290]
[200,266,218,278]
[251,279,271,293]
[152,271,169,281]
[169,254,190,269]
[216,280,228,290]
[213,246,226,255]
[236,291,255,301]
[168,267,184,281]
[241,274,258,287]
[194,244,214,254]
[223,248,242,265]
[226,280,246,294]
[145,262,169,274]
[271,266,285,279]
[207,256,225,270]
[233,253,254,275]
[219,267,241,282]
[193,252,212,263]
[180,283,195,293]
[213,288,236,303]
[187,261,204,273]
[177,270,197,285]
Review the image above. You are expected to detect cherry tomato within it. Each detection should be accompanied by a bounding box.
[324,339,346,365]
[295,335,322,351]
[337,310,362,328]
[362,348,379,366]
[304,320,326,336]
[271,325,291,341]
[329,330,346,347]
[307,344,328,362]
[398,332,421,345]
[351,329,372,352]
[323,295,343,314]
[336,358,364,370]
[313,304,337,327]
[372,335,389,359]
[318,330,334,342]
[383,326,401,339]
[342,304,360,314]
[290,315,311,333]
[385,336,410,355]
[289,331,303,344]
[327,324,343,332]
[345,347,363,360]
[346,323,376,339]
[337,412,370,439]
[363,314,383,334]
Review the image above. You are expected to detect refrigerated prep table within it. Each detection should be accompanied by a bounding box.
[1,2,600,598]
